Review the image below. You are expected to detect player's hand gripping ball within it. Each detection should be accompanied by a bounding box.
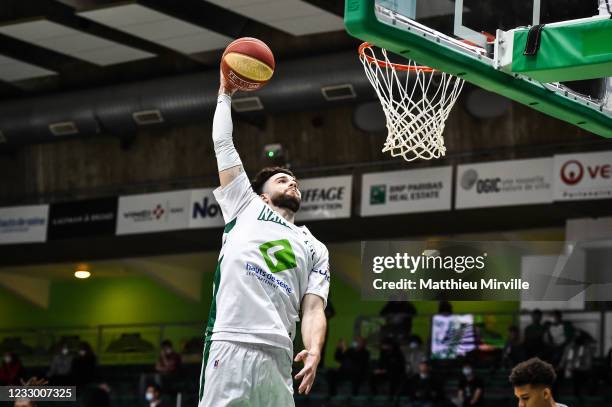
[221,37,275,92]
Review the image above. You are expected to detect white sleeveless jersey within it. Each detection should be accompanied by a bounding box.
[206,171,330,354]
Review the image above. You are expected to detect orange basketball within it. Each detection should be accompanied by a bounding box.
[221,37,275,92]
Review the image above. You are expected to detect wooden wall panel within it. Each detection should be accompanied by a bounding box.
[0,99,601,205]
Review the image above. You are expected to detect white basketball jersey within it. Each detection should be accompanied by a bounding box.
[206,171,330,354]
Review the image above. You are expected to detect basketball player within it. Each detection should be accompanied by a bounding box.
[197,72,330,406]
[509,358,568,407]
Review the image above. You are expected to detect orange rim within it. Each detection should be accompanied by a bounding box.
[358,42,435,73]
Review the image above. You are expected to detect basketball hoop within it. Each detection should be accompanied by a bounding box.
[358,42,465,161]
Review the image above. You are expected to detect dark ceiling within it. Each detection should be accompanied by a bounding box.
[0,0,598,101]
[0,0,351,100]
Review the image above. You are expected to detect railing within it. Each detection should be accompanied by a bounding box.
[1,309,611,367]
[0,321,205,367]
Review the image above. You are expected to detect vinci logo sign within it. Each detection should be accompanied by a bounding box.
[189,189,224,229]
[554,151,612,201]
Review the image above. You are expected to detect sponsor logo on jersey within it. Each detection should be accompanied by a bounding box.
[311,264,331,283]
[246,262,293,294]
[257,206,290,229]
[259,239,297,273]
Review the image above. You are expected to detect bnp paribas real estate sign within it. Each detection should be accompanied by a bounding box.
[360,167,453,216]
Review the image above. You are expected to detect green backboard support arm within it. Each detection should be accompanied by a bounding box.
[344,0,612,138]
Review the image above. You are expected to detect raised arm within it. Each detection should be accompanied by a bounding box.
[213,74,243,188]
[294,293,326,395]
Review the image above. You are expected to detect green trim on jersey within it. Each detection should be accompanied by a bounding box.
[224,217,237,234]
[199,256,223,401]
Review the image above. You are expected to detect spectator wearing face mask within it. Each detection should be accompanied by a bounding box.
[408,360,443,407]
[0,352,24,385]
[458,363,484,407]
[370,336,406,398]
[404,335,427,377]
[327,336,370,396]
[544,311,574,365]
[503,326,525,369]
[47,343,73,385]
[380,296,416,343]
[155,340,181,376]
[80,384,111,407]
[144,383,171,407]
[558,330,593,401]
[524,309,546,360]
[154,340,181,395]
[72,341,97,388]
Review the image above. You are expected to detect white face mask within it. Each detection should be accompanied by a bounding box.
[351,341,358,348]
[462,367,473,376]
[62,348,69,355]
[419,372,428,379]
[79,350,86,356]
[409,342,418,349]
[145,392,154,401]
[3,356,11,364]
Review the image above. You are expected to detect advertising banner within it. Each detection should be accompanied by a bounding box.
[189,188,225,229]
[296,175,352,221]
[456,158,553,209]
[553,151,612,201]
[48,197,117,240]
[116,190,190,235]
[0,205,48,244]
[360,167,452,216]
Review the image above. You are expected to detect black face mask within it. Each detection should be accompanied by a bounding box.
[271,190,301,213]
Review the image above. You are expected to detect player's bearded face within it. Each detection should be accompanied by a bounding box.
[265,174,301,213]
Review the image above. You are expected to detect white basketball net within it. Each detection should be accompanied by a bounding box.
[359,44,464,161]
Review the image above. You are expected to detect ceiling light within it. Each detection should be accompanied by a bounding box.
[133,109,164,125]
[232,96,264,112]
[75,264,90,279]
[74,270,90,279]
[321,84,356,101]
[49,121,79,136]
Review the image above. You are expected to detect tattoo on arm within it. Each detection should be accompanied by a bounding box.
[219,165,244,188]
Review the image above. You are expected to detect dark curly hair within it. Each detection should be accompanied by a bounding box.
[509,357,556,387]
[251,167,296,195]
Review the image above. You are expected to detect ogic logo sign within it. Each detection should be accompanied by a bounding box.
[460,169,478,190]
[461,169,501,193]
[259,239,297,273]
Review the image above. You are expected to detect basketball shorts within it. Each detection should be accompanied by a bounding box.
[198,340,295,407]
